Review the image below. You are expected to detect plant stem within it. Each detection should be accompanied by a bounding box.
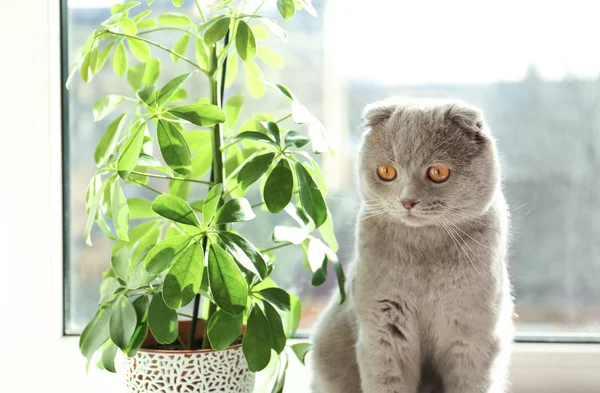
[131,178,163,195]
[106,31,207,74]
[138,27,199,38]
[202,32,230,350]
[129,170,214,186]
[276,113,293,124]
[253,0,267,14]
[188,292,202,349]
[195,0,207,23]
[178,312,203,320]
[260,242,293,253]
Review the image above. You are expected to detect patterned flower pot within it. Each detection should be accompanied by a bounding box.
[121,320,255,393]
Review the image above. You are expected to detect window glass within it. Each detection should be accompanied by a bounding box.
[65,0,600,337]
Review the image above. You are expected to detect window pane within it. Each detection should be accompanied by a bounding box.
[65,0,600,337]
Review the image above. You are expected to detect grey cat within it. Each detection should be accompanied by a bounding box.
[311,98,514,393]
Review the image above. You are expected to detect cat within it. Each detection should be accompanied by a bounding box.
[311,98,514,393]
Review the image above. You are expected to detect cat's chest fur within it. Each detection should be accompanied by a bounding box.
[353,206,505,329]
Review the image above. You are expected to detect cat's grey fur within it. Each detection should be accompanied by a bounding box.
[311,98,513,393]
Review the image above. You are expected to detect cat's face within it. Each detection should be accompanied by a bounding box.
[358,98,500,227]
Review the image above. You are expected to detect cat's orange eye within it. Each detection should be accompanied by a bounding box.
[427,166,450,183]
[377,165,397,181]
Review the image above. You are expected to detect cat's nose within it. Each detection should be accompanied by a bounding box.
[401,199,419,210]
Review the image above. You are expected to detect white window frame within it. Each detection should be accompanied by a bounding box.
[1,1,597,392]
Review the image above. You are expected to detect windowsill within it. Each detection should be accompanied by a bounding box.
[35,337,600,393]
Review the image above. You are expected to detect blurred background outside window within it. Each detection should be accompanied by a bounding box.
[64,0,600,337]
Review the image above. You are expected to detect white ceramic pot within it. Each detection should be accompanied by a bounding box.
[120,321,255,393]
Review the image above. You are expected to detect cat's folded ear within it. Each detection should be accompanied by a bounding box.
[445,103,487,142]
[362,101,397,127]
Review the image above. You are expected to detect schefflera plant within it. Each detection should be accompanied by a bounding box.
[71,0,345,381]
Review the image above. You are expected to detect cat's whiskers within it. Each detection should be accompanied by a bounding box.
[444,208,500,232]
[436,216,484,276]
[361,210,387,221]
[441,217,493,250]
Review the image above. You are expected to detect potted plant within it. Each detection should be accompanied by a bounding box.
[68,0,345,392]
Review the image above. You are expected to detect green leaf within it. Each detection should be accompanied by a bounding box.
[142,57,160,85]
[117,121,145,179]
[244,61,265,99]
[171,34,190,62]
[113,41,128,77]
[172,0,184,6]
[259,287,291,311]
[183,130,211,152]
[111,2,141,15]
[264,160,293,214]
[295,162,327,227]
[310,253,327,286]
[208,243,248,316]
[148,293,179,344]
[156,72,194,107]
[170,87,188,103]
[195,37,210,71]
[251,24,269,40]
[284,130,309,148]
[282,294,301,338]
[80,50,93,82]
[243,305,272,372]
[262,80,293,100]
[109,294,137,349]
[169,103,226,127]
[118,17,138,35]
[215,198,255,225]
[92,95,127,122]
[297,0,317,16]
[207,309,243,350]
[277,0,296,20]
[237,153,275,190]
[225,94,243,129]
[152,194,200,227]
[204,17,231,46]
[127,197,158,219]
[111,247,131,282]
[265,121,281,145]
[332,256,346,304]
[273,225,307,244]
[225,54,238,87]
[157,119,192,176]
[94,113,127,165]
[220,232,268,279]
[163,242,204,309]
[145,234,192,274]
[128,38,151,62]
[291,342,312,365]
[99,277,122,305]
[292,101,330,153]
[272,351,289,393]
[158,12,192,26]
[137,19,157,29]
[236,131,275,145]
[110,180,130,241]
[132,9,152,22]
[95,42,116,73]
[84,177,107,246]
[253,16,287,41]
[137,84,156,104]
[235,20,256,62]
[80,306,111,358]
[263,302,286,353]
[127,63,146,91]
[202,184,223,226]
[256,46,284,68]
[125,295,150,356]
[100,341,118,373]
